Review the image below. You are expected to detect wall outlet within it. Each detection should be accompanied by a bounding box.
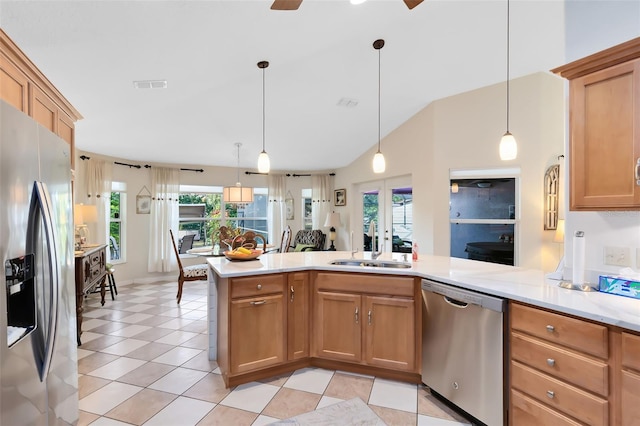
[604,246,631,267]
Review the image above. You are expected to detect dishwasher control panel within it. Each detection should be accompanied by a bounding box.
[421,279,505,312]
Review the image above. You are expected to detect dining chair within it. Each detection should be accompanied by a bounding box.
[169,229,208,303]
[179,233,195,253]
[273,226,292,253]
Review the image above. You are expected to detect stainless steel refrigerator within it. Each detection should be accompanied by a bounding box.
[1,100,78,425]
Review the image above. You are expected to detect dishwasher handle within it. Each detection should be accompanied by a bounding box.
[443,296,469,309]
[422,279,505,312]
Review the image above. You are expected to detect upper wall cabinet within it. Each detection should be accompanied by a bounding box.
[0,29,82,168]
[553,38,640,210]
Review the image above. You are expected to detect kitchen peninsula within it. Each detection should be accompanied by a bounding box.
[206,251,640,425]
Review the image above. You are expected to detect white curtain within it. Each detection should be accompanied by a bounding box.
[267,174,286,246]
[80,158,112,250]
[311,175,332,236]
[148,167,180,272]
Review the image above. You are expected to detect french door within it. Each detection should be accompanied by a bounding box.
[355,176,412,254]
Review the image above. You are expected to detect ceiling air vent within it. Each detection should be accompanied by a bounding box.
[133,80,168,89]
[337,98,358,108]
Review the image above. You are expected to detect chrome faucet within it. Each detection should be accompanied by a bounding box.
[370,221,383,259]
[350,231,358,259]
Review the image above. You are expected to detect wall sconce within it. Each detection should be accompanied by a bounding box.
[324,212,342,251]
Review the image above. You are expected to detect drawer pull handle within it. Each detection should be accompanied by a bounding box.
[546,325,555,333]
[290,285,294,302]
[546,390,555,399]
[355,307,359,324]
[368,310,372,325]
[250,300,266,306]
[636,158,640,185]
[546,358,555,367]
[257,284,262,290]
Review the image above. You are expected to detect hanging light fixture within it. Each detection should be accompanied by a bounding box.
[499,0,517,161]
[372,39,386,174]
[224,143,254,204]
[257,60,271,173]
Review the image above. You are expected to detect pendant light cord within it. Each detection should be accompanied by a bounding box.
[236,143,241,184]
[378,45,381,153]
[262,65,266,153]
[506,0,510,133]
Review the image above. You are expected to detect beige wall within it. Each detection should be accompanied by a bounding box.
[334,72,566,272]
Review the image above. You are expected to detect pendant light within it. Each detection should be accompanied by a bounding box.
[257,60,271,173]
[499,0,517,161]
[224,143,254,204]
[372,39,386,174]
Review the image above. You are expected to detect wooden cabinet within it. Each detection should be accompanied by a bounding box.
[553,37,640,210]
[311,272,417,373]
[510,302,640,426]
[75,245,107,346]
[510,302,610,426]
[287,272,310,360]
[0,29,81,168]
[621,332,640,424]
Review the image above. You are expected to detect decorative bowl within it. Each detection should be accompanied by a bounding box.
[223,249,262,261]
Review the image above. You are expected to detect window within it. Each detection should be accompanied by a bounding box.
[302,189,312,230]
[449,168,519,266]
[109,182,126,263]
[178,185,268,247]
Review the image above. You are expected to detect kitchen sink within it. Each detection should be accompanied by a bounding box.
[329,259,412,269]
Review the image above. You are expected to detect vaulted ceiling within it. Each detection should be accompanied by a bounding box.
[0,0,565,170]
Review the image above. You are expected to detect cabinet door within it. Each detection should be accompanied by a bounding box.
[622,370,640,425]
[570,60,640,209]
[364,295,415,371]
[0,52,29,113]
[312,291,361,362]
[230,293,285,374]
[30,85,58,134]
[287,272,309,360]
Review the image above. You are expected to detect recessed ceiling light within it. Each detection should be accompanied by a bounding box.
[337,98,358,108]
[133,80,168,89]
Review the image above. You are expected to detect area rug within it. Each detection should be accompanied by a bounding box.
[269,397,386,425]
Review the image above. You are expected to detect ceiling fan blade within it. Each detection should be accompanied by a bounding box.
[271,0,303,10]
[403,0,424,9]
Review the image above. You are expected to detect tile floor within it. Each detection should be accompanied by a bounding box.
[77,280,472,425]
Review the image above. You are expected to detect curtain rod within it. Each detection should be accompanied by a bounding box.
[244,171,336,177]
[79,156,203,172]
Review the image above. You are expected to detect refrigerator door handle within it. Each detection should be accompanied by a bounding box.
[27,181,60,382]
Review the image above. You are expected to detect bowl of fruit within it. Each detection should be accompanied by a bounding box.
[223,246,263,261]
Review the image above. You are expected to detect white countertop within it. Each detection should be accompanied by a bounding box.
[208,251,640,332]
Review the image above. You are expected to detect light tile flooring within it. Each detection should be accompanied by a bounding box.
[77,280,472,426]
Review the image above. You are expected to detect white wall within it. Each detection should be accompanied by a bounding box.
[562,1,640,281]
[334,72,566,272]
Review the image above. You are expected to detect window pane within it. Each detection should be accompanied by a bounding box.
[391,190,412,253]
[109,221,121,260]
[110,192,121,219]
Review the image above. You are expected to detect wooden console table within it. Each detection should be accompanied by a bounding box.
[75,245,107,345]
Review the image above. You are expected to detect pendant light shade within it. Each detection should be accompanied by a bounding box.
[373,151,386,173]
[499,131,517,161]
[257,60,271,173]
[372,38,386,174]
[499,0,517,161]
[224,143,254,204]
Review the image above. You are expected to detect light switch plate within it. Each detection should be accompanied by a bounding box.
[604,246,631,267]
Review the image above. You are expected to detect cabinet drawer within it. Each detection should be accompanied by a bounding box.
[511,389,582,426]
[621,369,640,425]
[89,251,102,267]
[511,332,608,396]
[231,274,284,299]
[511,303,608,359]
[314,272,414,297]
[511,361,608,426]
[622,331,640,372]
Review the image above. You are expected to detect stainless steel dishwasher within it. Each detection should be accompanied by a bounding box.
[421,279,506,426]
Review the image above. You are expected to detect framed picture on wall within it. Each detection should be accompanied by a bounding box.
[334,189,346,206]
[136,195,151,214]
